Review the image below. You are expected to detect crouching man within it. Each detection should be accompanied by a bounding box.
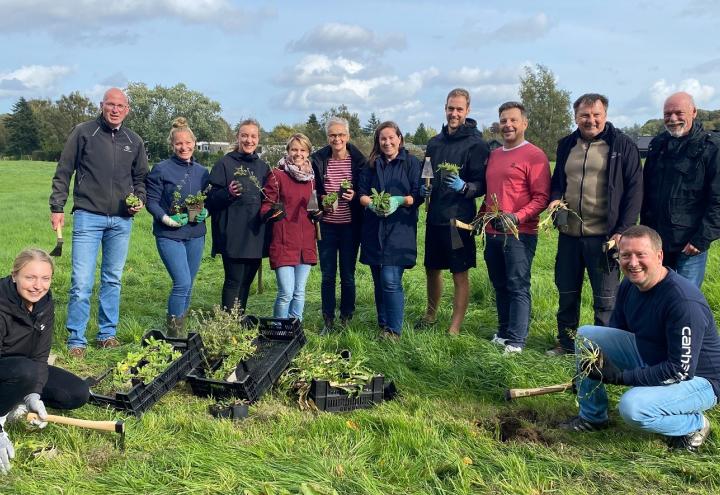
[560,225,720,452]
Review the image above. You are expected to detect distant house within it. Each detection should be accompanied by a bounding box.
[636,136,653,158]
[487,139,502,151]
[196,141,231,153]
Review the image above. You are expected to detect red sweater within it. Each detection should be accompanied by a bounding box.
[483,142,550,234]
[260,170,318,269]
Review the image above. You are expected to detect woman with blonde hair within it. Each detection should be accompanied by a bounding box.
[145,117,210,336]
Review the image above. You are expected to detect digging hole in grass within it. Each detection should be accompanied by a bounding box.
[476,409,555,445]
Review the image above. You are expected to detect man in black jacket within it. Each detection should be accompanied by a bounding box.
[547,93,643,355]
[641,91,720,288]
[49,88,148,358]
[416,88,488,335]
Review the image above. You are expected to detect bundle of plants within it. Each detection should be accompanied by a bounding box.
[93,336,182,395]
[538,198,581,231]
[125,193,141,208]
[322,192,338,211]
[437,161,460,181]
[184,190,207,222]
[277,350,377,411]
[191,305,259,382]
[370,188,392,216]
[465,193,520,243]
[233,166,267,198]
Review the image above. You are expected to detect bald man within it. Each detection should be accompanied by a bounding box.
[641,92,720,288]
[49,88,148,357]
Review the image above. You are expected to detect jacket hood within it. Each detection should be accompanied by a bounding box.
[0,275,52,317]
[441,118,480,141]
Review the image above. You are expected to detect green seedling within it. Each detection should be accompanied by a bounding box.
[370,187,391,215]
[184,191,206,208]
[234,165,272,200]
[125,193,141,208]
[340,179,352,190]
[322,192,339,209]
[437,162,460,176]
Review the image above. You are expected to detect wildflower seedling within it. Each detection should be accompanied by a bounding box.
[370,188,392,215]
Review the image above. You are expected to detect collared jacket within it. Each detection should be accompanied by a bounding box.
[425,118,489,225]
[145,155,210,240]
[206,151,270,259]
[0,276,53,394]
[310,142,368,236]
[50,116,148,217]
[641,122,720,252]
[358,148,423,267]
[551,122,642,237]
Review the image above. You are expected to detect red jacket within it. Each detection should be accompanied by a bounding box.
[483,142,550,234]
[260,169,318,269]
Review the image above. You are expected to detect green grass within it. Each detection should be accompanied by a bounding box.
[2,160,720,494]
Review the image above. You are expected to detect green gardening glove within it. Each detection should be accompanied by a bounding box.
[387,196,404,215]
[195,208,208,222]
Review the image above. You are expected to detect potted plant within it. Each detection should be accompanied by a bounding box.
[322,192,339,212]
[183,191,206,223]
[370,188,392,217]
[339,178,353,197]
[125,193,142,209]
[208,399,249,420]
[437,162,460,182]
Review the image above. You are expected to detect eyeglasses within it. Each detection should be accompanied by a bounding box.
[103,103,128,111]
[328,133,347,139]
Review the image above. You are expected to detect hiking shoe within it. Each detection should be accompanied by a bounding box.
[320,316,335,336]
[339,313,353,325]
[414,317,436,330]
[545,345,573,357]
[558,415,609,432]
[667,416,711,452]
[96,337,121,349]
[380,329,400,342]
[504,344,523,355]
[68,347,86,359]
[490,334,508,346]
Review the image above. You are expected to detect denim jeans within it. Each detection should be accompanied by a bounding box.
[370,265,405,334]
[666,251,708,289]
[156,236,205,317]
[575,325,717,436]
[483,233,537,348]
[318,222,359,319]
[67,210,133,349]
[274,264,312,320]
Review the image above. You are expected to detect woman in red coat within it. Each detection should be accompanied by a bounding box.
[260,133,318,320]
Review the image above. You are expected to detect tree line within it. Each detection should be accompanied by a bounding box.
[2,64,716,164]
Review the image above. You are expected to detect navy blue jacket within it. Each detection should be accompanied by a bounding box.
[145,155,210,240]
[358,148,423,267]
[611,269,720,398]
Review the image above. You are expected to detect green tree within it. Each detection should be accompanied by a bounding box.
[519,64,572,160]
[621,123,643,141]
[6,97,40,158]
[304,113,325,147]
[125,82,227,160]
[320,104,362,138]
[56,92,98,135]
[640,119,664,136]
[266,124,303,145]
[363,112,381,136]
[413,123,430,145]
[404,132,413,144]
[0,115,7,155]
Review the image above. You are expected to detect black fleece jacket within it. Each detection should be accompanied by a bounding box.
[0,276,53,393]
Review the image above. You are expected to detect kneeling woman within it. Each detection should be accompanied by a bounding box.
[358,122,423,339]
[260,133,318,320]
[1,249,90,473]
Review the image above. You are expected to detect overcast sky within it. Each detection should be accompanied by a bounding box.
[1,0,719,134]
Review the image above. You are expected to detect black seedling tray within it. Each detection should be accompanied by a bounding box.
[186,317,305,402]
[88,331,203,417]
[309,375,385,412]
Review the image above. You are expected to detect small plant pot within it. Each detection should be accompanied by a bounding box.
[339,186,349,198]
[208,402,249,420]
[186,201,204,223]
[554,208,569,232]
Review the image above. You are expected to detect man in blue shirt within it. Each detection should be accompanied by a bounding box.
[560,225,720,452]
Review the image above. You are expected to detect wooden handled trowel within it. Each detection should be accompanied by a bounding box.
[307,189,322,240]
[421,157,434,207]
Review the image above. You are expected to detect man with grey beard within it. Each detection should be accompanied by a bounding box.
[641,91,720,288]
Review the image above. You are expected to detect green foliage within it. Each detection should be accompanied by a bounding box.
[370,187,391,214]
[304,113,325,148]
[363,112,381,137]
[108,336,181,392]
[5,97,40,157]
[412,123,430,145]
[322,192,338,209]
[266,124,303,145]
[184,190,206,208]
[437,162,460,175]
[320,104,362,138]
[340,178,352,190]
[125,193,142,208]
[519,64,572,161]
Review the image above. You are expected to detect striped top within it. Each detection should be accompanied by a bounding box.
[323,157,352,224]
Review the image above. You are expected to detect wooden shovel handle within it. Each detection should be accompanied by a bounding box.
[27,413,124,433]
[453,219,473,231]
[504,382,573,401]
[55,225,63,241]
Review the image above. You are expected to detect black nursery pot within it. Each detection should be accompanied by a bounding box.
[208,402,249,420]
[339,186,348,197]
[554,208,569,231]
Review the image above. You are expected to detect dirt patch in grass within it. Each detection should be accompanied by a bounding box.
[475,409,556,445]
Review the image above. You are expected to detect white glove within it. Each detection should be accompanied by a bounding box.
[0,429,14,475]
[161,214,182,227]
[24,393,48,429]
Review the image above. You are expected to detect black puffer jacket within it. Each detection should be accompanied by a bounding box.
[50,116,148,217]
[642,122,720,252]
[424,118,489,225]
[0,276,53,393]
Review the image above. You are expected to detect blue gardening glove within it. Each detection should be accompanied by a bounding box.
[387,196,404,216]
[161,213,188,228]
[24,393,48,428]
[195,208,208,223]
[444,174,466,193]
[491,213,518,233]
[420,184,432,198]
[580,349,624,385]
[0,425,14,475]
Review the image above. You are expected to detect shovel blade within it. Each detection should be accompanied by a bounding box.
[307,189,319,212]
[49,225,63,256]
[449,219,464,250]
[421,157,434,179]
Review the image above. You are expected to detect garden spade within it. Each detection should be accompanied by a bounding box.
[308,190,322,240]
[421,157,433,207]
[27,412,126,450]
[49,225,63,257]
[504,382,574,401]
[449,218,464,250]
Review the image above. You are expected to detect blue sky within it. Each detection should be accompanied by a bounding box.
[1,0,719,135]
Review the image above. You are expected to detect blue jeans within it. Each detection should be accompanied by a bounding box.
[576,325,717,436]
[370,265,405,334]
[156,236,205,317]
[274,264,312,320]
[67,210,133,349]
[318,222,359,319]
[483,234,537,348]
[671,251,708,289]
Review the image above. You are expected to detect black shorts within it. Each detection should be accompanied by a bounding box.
[423,224,476,273]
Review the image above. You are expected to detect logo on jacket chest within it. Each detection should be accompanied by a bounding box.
[123,145,132,153]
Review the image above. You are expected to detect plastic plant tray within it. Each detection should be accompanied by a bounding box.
[308,375,385,412]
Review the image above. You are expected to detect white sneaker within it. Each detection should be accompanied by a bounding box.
[504,344,523,354]
[490,334,508,346]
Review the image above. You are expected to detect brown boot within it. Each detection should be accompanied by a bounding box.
[166,314,186,338]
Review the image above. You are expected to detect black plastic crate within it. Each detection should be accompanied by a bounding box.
[186,318,305,402]
[309,375,385,412]
[88,331,203,417]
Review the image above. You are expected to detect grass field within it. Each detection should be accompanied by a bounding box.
[1,160,720,494]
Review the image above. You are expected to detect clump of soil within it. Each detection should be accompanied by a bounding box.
[475,409,555,445]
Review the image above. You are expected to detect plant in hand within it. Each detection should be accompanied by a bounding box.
[467,193,520,242]
[234,166,270,200]
[322,192,339,211]
[370,188,392,215]
[125,193,142,208]
[437,162,460,176]
[340,179,352,190]
[538,198,582,231]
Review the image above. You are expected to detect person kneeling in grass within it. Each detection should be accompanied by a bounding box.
[560,225,720,452]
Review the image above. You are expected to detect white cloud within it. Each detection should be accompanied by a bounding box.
[287,23,406,56]
[0,65,72,98]
[649,78,716,106]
